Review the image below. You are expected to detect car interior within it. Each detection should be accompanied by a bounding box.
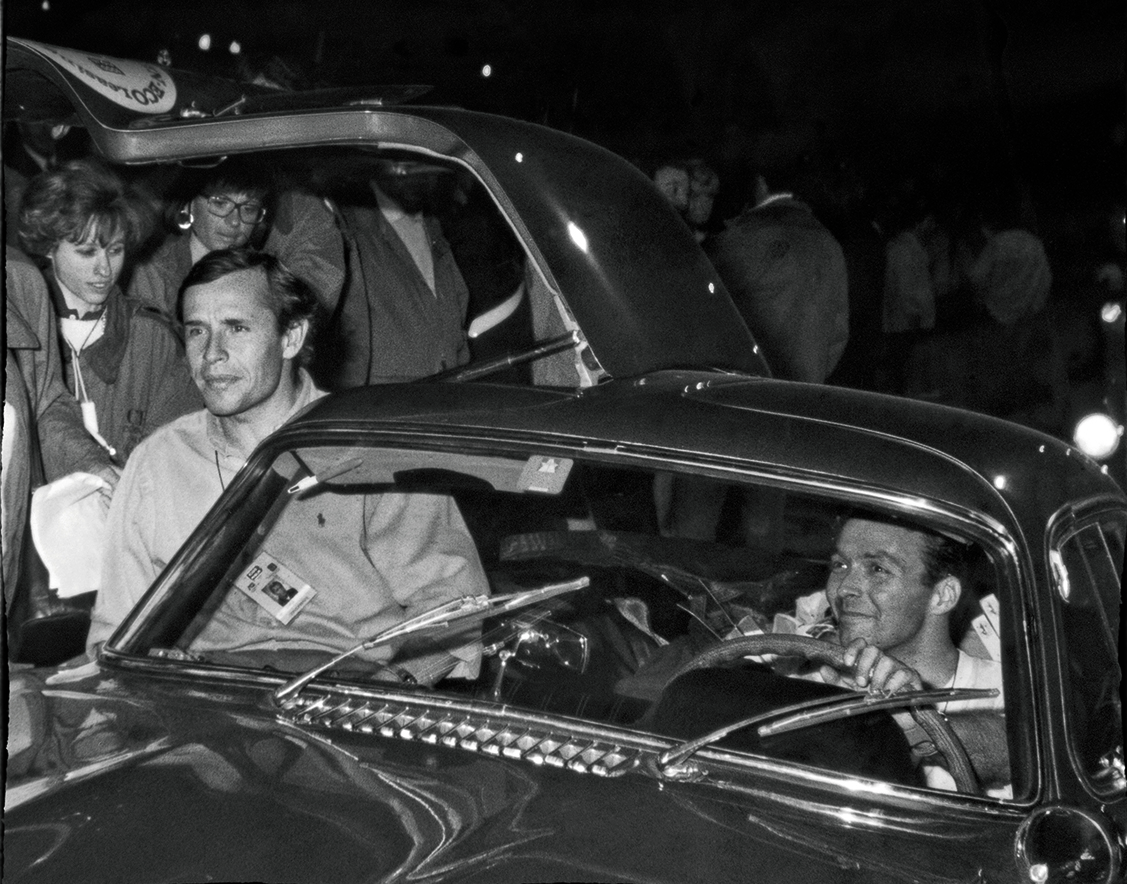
[124,443,1011,796]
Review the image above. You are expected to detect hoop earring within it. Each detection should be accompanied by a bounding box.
[176,205,193,231]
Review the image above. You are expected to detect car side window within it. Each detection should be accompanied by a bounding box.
[1053,514,1125,796]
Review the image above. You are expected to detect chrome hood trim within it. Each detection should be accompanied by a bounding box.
[276,689,644,778]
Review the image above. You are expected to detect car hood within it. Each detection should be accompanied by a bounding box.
[4,37,769,382]
[6,664,1014,884]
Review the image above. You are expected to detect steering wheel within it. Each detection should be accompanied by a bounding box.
[669,632,981,795]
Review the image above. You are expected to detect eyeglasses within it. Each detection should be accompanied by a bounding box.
[204,195,266,224]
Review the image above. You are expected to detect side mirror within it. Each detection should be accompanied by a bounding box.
[509,617,590,673]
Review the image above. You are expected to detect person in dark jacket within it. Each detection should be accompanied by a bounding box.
[18,158,202,463]
[707,173,849,384]
[3,246,118,608]
[331,159,471,388]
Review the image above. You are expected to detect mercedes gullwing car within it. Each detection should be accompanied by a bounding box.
[4,40,1126,884]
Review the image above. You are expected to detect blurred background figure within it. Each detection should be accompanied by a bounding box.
[706,171,849,384]
[332,158,471,387]
[4,121,89,247]
[962,200,1052,327]
[127,158,271,317]
[651,159,690,215]
[685,158,721,244]
[903,191,1067,434]
[878,190,937,393]
[19,158,201,462]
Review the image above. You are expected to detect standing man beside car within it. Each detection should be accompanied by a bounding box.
[706,172,849,384]
[88,247,486,683]
[330,159,472,388]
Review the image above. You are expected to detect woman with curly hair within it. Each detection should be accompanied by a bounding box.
[19,158,201,462]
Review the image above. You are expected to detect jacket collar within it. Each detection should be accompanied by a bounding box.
[5,301,40,350]
[46,270,129,384]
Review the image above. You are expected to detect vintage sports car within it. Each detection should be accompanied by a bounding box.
[4,39,1126,884]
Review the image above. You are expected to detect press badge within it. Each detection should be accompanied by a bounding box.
[234,552,316,625]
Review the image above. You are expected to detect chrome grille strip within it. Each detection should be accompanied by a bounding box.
[277,693,642,777]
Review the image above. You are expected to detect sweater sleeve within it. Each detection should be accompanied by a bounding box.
[362,492,489,681]
[88,450,160,651]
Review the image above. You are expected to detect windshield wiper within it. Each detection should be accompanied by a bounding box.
[272,576,590,704]
[657,686,998,772]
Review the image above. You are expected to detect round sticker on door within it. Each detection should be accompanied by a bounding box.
[22,40,176,115]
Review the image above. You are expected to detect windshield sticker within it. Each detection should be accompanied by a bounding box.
[235,552,315,625]
[518,455,572,494]
[969,592,1001,661]
[20,40,176,115]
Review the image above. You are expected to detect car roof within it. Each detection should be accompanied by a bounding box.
[4,37,769,382]
[281,371,1124,538]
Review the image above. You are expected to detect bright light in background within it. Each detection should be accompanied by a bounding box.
[1101,300,1123,323]
[567,221,589,253]
[1073,413,1122,460]
[992,475,1007,490]
[40,1,49,10]
[229,41,242,55]
[515,152,523,163]
[198,33,212,51]
[481,64,492,77]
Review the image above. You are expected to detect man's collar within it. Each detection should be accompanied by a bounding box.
[371,182,416,223]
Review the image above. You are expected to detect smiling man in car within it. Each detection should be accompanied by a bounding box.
[817,514,1010,794]
[88,246,487,683]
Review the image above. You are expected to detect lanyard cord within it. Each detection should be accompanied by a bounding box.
[215,451,226,490]
[66,314,105,404]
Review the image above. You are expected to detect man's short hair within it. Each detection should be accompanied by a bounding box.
[178,246,320,367]
[918,530,970,588]
[835,510,971,588]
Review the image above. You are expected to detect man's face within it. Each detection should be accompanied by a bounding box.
[825,518,937,655]
[183,268,295,419]
[654,166,690,212]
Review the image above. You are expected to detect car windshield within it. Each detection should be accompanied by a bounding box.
[115,440,1018,799]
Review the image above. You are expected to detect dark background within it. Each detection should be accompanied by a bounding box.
[4,0,1125,436]
[5,0,1122,191]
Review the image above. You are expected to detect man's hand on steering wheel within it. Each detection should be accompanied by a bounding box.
[818,638,923,697]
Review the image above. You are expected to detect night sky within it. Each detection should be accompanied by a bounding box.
[5,0,1122,196]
